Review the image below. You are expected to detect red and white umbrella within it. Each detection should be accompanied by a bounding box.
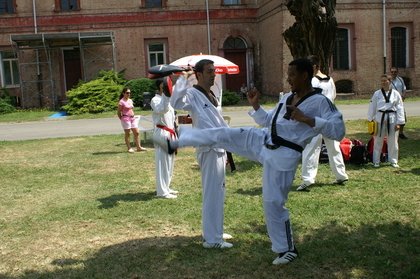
[170,54,240,75]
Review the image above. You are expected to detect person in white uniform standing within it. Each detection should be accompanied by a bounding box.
[158,58,346,265]
[151,78,178,199]
[297,55,348,191]
[368,74,405,168]
[389,67,408,139]
[169,59,233,249]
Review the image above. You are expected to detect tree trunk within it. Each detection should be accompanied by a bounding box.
[283,0,337,74]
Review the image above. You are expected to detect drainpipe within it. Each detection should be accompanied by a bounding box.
[33,0,43,106]
[206,0,211,54]
[32,0,38,34]
[382,0,387,74]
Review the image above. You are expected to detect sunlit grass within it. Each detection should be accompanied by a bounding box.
[0,118,419,278]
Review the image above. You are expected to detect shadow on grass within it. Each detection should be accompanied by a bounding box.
[97,191,156,209]
[2,221,417,279]
[92,151,126,155]
[228,158,261,173]
[410,167,420,175]
[114,142,155,148]
[236,187,262,196]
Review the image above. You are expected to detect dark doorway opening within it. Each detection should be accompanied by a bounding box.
[224,37,247,93]
[63,49,82,92]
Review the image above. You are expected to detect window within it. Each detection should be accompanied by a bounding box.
[1,51,20,87]
[223,37,247,49]
[55,0,80,11]
[333,28,350,70]
[0,0,15,14]
[223,0,241,5]
[391,26,408,68]
[145,0,162,8]
[147,43,166,67]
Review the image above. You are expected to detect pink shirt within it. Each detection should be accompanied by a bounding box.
[119,98,134,121]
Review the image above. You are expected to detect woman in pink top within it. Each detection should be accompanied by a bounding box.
[117,87,146,153]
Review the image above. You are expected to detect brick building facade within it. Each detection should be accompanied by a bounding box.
[0,0,419,108]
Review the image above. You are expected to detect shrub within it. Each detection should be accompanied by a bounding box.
[125,78,157,108]
[221,90,240,106]
[0,88,16,114]
[62,70,126,115]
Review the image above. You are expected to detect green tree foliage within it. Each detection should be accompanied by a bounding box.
[0,88,16,114]
[125,78,157,107]
[62,70,126,115]
[221,90,240,106]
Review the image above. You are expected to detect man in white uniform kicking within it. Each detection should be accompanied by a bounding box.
[297,55,348,191]
[151,78,178,199]
[159,58,345,265]
[170,59,233,249]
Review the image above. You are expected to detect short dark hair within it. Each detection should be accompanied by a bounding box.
[289,58,314,80]
[307,55,320,68]
[155,78,164,89]
[194,59,214,73]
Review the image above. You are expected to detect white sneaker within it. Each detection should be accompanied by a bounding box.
[272,247,298,265]
[158,193,177,199]
[169,189,179,194]
[373,163,380,168]
[128,148,135,153]
[203,241,233,249]
[296,183,312,191]
[222,233,233,240]
[391,163,400,168]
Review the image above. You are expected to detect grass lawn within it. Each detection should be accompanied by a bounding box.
[0,118,419,279]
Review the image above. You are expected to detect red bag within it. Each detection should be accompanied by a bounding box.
[340,138,352,162]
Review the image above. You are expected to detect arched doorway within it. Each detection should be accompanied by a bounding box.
[223,36,248,93]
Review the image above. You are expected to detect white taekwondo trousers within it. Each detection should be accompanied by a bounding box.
[151,94,176,197]
[170,77,228,244]
[301,76,348,185]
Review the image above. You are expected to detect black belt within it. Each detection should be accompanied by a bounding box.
[265,135,303,153]
[378,110,395,137]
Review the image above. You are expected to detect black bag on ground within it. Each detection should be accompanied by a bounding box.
[350,139,368,164]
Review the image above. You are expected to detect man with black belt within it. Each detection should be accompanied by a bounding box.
[169,59,233,249]
[156,58,345,265]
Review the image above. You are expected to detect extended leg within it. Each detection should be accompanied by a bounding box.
[176,126,265,162]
